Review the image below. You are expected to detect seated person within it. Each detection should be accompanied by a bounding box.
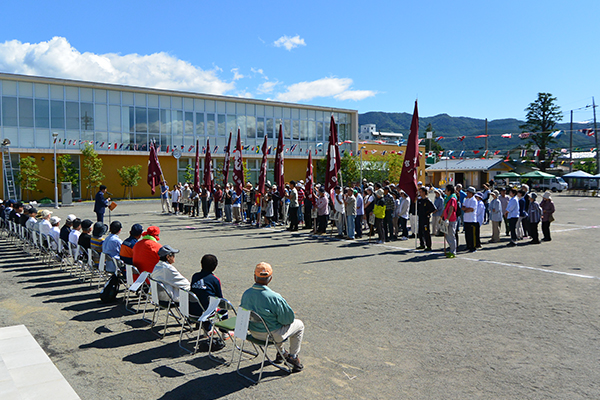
[150,245,190,303]
[190,254,227,329]
[78,219,94,250]
[60,214,77,243]
[49,216,61,251]
[26,207,38,231]
[240,262,305,373]
[102,221,123,273]
[69,218,82,247]
[90,222,107,267]
[119,223,143,266]
[132,226,162,276]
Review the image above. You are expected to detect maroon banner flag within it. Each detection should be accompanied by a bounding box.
[223,132,232,185]
[398,100,420,201]
[203,138,214,193]
[233,129,244,195]
[193,139,200,193]
[147,141,163,194]
[325,115,341,192]
[257,135,268,194]
[305,151,315,206]
[274,124,285,197]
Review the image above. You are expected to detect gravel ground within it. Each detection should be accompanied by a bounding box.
[1,193,599,399]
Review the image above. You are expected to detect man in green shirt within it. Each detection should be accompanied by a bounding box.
[240,262,305,372]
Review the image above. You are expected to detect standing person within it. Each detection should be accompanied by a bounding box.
[201,186,210,218]
[316,187,329,234]
[462,187,478,252]
[489,190,503,243]
[232,189,242,223]
[94,185,110,223]
[364,187,375,237]
[344,188,357,239]
[119,224,143,266]
[504,188,520,247]
[498,187,509,236]
[442,184,457,258]
[540,191,555,242]
[516,190,527,240]
[190,190,200,217]
[391,190,400,239]
[416,187,435,251]
[373,189,386,244]
[160,181,171,213]
[224,183,233,222]
[481,184,491,224]
[355,188,364,239]
[263,193,274,227]
[456,184,467,232]
[432,189,444,236]
[213,184,223,220]
[240,263,305,373]
[475,193,485,248]
[303,185,313,231]
[383,186,395,241]
[296,182,305,226]
[398,190,410,240]
[271,186,281,225]
[171,185,180,215]
[332,186,345,238]
[287,181,299,231]
[182,184,192,215]
[528,192,542,244]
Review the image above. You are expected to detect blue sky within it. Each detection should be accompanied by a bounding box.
[0,1,598,122]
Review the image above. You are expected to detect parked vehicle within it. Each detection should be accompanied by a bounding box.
[532,177,569,192]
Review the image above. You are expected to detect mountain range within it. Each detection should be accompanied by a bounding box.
[358,112,597,152]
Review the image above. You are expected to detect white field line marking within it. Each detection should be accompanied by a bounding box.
[460,257,600,280]
[552,225,598,233]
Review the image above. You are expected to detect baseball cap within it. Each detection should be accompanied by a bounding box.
[50,216,61,225]
[158,245,180,257]
[475,192,483,199]
[255,262,273,279]
[66,214,77,222]
[40,209,52,218]
[130,224,143,236]
[81,219,94,230]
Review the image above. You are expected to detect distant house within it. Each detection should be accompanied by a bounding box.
[359,124,404,143]
[426,158,513,189]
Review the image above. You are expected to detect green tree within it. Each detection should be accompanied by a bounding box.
[184,164,194,184]
[519,93,563,171]
[340,150,360,185]
[16,156,40,201]
[116,164,142,199]
[57,154,79,193]
[81,143,105,199]
[242,160,251,184]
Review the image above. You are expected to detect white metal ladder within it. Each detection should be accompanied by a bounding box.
[1,146,17,201]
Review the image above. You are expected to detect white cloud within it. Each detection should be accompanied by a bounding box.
[0,37,235,94]
[274,35,306,51]
[236,90,253,98]
[257,80,279,94]
[275,77,376,102]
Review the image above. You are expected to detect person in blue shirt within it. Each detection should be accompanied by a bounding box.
[190,254,224,316]
[94,185,111,223]
[102,221,123,273]
[240,262,305,372]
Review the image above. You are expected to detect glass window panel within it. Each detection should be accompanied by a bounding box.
[237,115,246,138]
[205,100,215,113]
[227,115,236,137]
[122,92,134,105]
[325,120,331,140]
[255,117,263,139]
[274,107,282,118]
[122,106,131,132]
[236,103,245,115]
[50,100,64,129]
[80,103,94,131]
[195,112,205,136]
[172,97,183,110]
[136,133,148,150]
[292,108,299,119]
[19,128,34,148]
[172,110,183,134]
[50,85,64,100]
[293,120,299,140]
[246,115,256,139]
[95,104,107,131]
[66,86,79,101]
[2,127,18,146]
[148,108,159,133]
[256,104,264,116]
[184,98,193,110]
[308,121,316,141]
[265,106,273,117]
[185,111,193,135]
[2,97,17,126]
[135,93,146,106]
[80,88,93,102]
[217,114,226,136]
[226,102,235,114]
[36,129,50,149]
[19,98,34,127]
[216,101,226,114]
[2,81,17,96]
[149,132,159,148]
[19,82,33,97]
[160,134,171,151]
[109,105,121,132]
[109,90,121,104]
[308,110,316,121]
[96,132,108,148]
[194,99,204,111]
[284,120,291,140]
[246,104,255,116]
[35,83,49,98]
[159,95,170,108]
[300,109,308,119]
[66,102,79,130]
[148,94,159,107]
[109,133,122,148]
[35,99,49,128]
[266,118,274,139]
[339,124,346,141]
[317,122,324,141]
[95,89,106,103]
[283,107,291,119]
[160,109,171,134]
[135,107,148,132]
[300,120,308,141]
[207,114,215,136]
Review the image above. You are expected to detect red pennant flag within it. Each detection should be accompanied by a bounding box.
[325,115,341,192]
[458,136,466,141]
[473,150,480,154]
[233,129,245,195]
[193,139,200,194]
[398,101,420,202]
[494,150,501,155]
[258,135,268,194]
[223,132,232,185]
[203,138,213,193]
[147,142,163,194]
[275,124,285,197]
[305,151,316,206]
[475,135,488,138]
[501,133,512,138]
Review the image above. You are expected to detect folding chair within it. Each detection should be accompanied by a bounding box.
[178,290,208,354]
[232,307,291,384]
[46,235,62,267]
[96,252,112,289]
[208,298,239,364]
[125,267,149,313]
[145,277,183,338]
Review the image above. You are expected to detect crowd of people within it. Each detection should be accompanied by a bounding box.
[150,177,557,258]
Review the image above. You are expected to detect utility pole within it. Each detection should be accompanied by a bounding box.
[569,110,573,172]
[594,97,598,174]
[484,118,488,156]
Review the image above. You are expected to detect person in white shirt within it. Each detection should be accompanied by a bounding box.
[475,193,485,248]
[26,208,38,231]
[38,210,52,235]
[49,216,61,251]
[151,245,190,303]
[398,191,410,240]
[462,187,478,252]
[333,186,345,237]
[171,186,181,215]
[504,188,520,247]
[69,218,82,246]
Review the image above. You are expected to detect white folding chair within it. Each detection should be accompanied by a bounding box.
[125,269,149,313]
[144,277,182,338]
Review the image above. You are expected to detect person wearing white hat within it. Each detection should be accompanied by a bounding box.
[49,216,61,250]
[540,191,555,241]
[38,210,53,235]
[60,214,77,243]
[462,187,478,252]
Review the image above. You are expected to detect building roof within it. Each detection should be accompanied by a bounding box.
[426,158,509,172]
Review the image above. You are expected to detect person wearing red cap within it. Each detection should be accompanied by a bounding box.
[240,262,305,373]
[132,226,162,275]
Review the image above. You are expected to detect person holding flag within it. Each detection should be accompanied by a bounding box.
[304,151,315,231]
[398,101,420,246]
